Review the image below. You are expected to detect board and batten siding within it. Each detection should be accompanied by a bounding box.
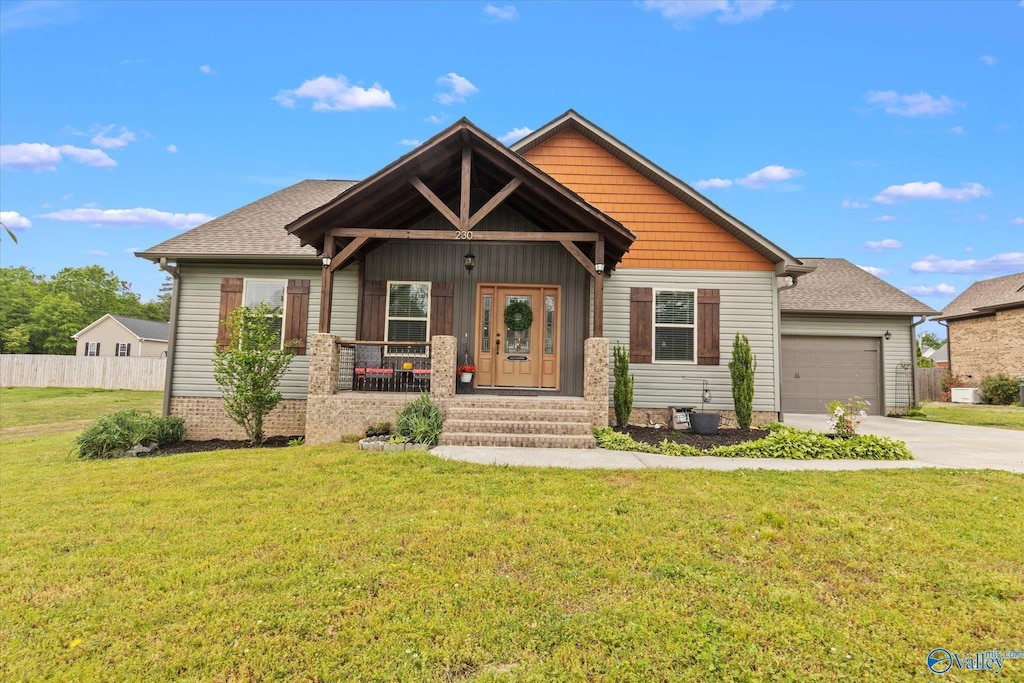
[780,313,914,413]
[172,263,358,399]
[605,268,779,412]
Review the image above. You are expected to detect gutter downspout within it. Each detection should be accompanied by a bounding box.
[775,273,804,422]
[909,315,928,408]
[158,258,180,417]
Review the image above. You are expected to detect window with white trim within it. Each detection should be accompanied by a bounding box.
[115,343,131,357]
[653,289,696,363]
[385,282,430,355]
[84,342,100,356]
[243,279,286,349]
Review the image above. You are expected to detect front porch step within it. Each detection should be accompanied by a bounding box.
[443,419,592,436]
[437,433,596,449]
[439,396,596,449]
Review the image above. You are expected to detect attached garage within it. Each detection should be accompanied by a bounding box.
[778,259,937,416]
[781,335,881,414]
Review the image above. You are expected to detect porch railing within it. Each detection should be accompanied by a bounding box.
[336,340,432,393]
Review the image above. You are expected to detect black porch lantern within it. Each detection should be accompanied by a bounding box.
[463,250,476,272]
[884,330,892,341]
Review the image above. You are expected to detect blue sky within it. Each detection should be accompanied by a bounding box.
[1,0,1022,333]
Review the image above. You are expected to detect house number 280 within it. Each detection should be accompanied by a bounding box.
[454,231,473,240]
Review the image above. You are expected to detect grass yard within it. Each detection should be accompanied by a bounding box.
[910,400,1024,431]
[0,387,162,438]
[1,391,1022,681]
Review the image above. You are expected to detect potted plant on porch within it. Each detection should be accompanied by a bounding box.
[458,363,476,383]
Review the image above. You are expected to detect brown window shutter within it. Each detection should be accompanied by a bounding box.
[359,280,387,341]
[217,278,244,350]
[284,279,311,355]
[430,282,454,337]
[629,287,652,364]
[697,288,720,366]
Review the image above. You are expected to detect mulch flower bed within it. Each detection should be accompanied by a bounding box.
[156,435,301,455]
[619,426,769,451]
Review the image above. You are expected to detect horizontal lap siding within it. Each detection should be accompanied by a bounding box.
[780,313,914,413]
[172,263,358,399]
[606,269,778,412]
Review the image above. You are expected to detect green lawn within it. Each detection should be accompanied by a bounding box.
[0,387,162,438]
[1,391,1023,681]
[909,401,1024,431]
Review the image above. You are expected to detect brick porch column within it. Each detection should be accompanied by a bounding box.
[308,333,339,396]
[584,336,610,428]
[430,335,456,400]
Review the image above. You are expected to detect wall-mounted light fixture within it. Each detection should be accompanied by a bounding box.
[595,262,605,274]
[321,255,331,268]
[884,330,892,340]
[463,251,476,272]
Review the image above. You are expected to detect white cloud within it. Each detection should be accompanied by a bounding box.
[483,4,517,20]
[964,246,974,253]
[499,126,533,144]
[865,238,903,250]
[0,142,115,170]
[735,165,803,188]
[123,246,140,254]
[693,177,733,190]
[873,181,990,204]
[88,250,108,257]
[90,124,136,149]
[40,207,214,230]
[0,210,32,229]
[911,253,1024,274]
[199,64,216,75]
[166,144,178,153]
[643,0,785,26]
[0,0,78,34]
[874,215,897,222]
[857,265,888,277]
[425,114,446,124]
[274,74,396,111]
[1011,217,1024,225]
[979,55,997,67]
[949,126,964,135]
[903,283,957,297]
[841,199,869,209]
[398,139,421,147]
[435,72,478,105]
[864,90,963,117]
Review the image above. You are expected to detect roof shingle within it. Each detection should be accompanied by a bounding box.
[935,271,1024,320]
[779,258,937,316]
[138,180,357,260]
[111,316,170,341]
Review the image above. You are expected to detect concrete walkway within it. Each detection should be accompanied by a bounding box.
[432,415,1023,473]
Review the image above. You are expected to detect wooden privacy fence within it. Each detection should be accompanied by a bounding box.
[0,355,166,391]
[916,366,945,402]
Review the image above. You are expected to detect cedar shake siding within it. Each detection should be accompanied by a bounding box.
[522,128,775,272]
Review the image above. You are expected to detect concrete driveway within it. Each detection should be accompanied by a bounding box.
[783,414,1024,473]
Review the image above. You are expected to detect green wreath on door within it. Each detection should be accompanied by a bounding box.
[504,300,533,332]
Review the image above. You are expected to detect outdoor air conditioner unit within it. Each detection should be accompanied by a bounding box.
[950,387,982,404]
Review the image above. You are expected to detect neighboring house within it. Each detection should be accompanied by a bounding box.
[777,259,937,414]
[934,272,1024,385]
[138,111,934,444]
[73,314,169,358]
[922,344,949,368]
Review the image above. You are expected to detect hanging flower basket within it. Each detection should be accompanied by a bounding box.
[504,300,533,332]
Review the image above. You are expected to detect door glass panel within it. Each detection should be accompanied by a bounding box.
[481,294,491,353]
[504,295,531,354]
[544,295,555,355]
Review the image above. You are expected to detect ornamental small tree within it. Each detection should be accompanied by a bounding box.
[613,344,634,428]
[212,302,294,446]
[728,333,756,429]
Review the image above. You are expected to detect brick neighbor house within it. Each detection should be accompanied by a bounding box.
[934,271,1024,386]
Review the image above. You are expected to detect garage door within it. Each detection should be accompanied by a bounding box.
[781,336,881,414]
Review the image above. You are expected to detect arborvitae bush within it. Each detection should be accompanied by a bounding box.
[613,344,634,428]
[728,333,756,429]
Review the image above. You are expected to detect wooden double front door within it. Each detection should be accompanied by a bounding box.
[475,284,560,389]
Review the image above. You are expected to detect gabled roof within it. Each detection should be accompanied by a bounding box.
[779,258,937,316]
[286,117,637,270]
[935,271,1024,321]
[138,180,356,261]
[512,110,809,276]
[73,314,170,342]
